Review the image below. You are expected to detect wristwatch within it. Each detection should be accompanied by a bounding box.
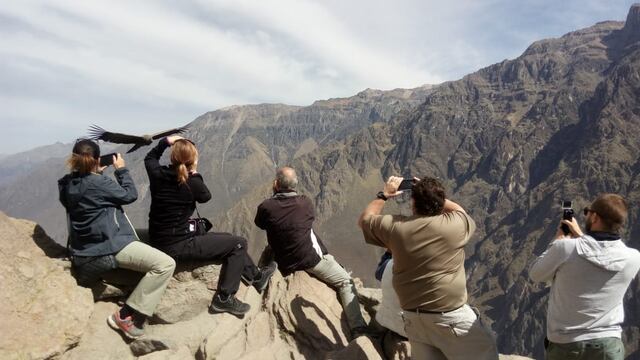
[376,191,388,201]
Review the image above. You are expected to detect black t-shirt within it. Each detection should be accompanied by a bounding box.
[145,139,211,247]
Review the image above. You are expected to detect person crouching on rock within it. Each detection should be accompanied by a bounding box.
[58,139,176,340]
[254,167,369,339]
[144,135,276,317]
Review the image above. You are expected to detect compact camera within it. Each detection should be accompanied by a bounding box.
[560,200,574,235]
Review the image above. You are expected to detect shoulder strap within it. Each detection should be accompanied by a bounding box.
[65,213,72,259]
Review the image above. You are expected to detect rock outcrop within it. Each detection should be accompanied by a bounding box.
[3,5,640,359]
[0,212,533,359]
[0,212,94,360]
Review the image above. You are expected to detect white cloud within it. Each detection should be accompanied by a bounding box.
[0,0,637,154]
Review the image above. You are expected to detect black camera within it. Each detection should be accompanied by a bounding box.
[398,178,417,191]
[560,200,574,235]
[99,153,116,167]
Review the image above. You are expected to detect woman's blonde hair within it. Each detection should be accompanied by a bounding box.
[171,139,198,185]
[67,139,100,175]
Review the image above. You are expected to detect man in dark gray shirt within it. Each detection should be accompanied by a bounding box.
[255,167,368,339]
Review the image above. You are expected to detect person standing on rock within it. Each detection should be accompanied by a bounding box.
[530,194,640,360]
[358,176,498,359]
[254,167,369,339]
[144,135,276,317]
[59,139,176,340]
[374,251,407,339]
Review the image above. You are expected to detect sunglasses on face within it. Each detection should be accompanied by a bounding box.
[583,207,595,216]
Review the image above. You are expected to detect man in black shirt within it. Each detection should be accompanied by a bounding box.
[255,167,368,339]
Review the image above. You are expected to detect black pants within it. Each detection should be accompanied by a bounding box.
[163,232,260,296]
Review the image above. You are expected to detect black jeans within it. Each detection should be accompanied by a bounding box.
[163,232,260,296]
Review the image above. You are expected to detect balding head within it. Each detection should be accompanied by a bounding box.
[276,167,298,191]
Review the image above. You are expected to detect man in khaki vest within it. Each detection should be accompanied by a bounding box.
[358,176,498,359]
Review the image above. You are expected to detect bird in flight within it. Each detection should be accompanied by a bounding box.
[88,124,190,153]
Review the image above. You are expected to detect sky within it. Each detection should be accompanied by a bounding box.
[0,0,636,155]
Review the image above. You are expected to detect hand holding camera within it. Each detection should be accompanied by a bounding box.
[383,176,405,198]
[113,153,125,169]
[99,153,125,170]
[558,200,583,238]
[99,153,116,168]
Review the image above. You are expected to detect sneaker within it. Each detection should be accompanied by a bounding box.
[253,262,277,293]
[209,293,251,316]
[107,310,144,339]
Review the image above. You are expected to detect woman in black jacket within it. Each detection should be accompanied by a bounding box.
[58,139,175,340]
[144,135,275,316]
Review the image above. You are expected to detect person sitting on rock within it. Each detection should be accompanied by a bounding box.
[144,135,276,317]
[59,139,176,339]
[254,166,369,339]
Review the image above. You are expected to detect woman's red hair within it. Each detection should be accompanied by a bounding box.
[171,139,198,185]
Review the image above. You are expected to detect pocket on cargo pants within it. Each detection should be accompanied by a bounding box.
[434,305,477,337]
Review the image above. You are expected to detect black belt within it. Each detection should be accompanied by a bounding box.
[404,304,464,314]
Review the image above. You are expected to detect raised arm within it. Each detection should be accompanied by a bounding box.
[100,155,138,205]
[144,137,170,179]
[442,199,466,214]
[358,176,403,229]
[187,173,211,203]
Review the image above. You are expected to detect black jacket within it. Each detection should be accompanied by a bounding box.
[255,192,328,276]
[58,168,138,257]
[145,139,211,247]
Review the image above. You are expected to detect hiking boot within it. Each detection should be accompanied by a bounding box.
[209,293,251,316]
[253,262,277,293]
[107,310,144,339]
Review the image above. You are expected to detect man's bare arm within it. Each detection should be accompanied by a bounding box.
[357,176,403,228]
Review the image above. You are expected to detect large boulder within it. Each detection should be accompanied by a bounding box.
[198,271,384,360]
[0,212,94,359]
[0,212,536,359]
[326,336,383,360]
[196,272,305,360]
[61,302,136,360]
[152,262,219,324]
[268,271,352,355]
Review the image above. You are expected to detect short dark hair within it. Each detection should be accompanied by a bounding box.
[412,177,445,216]
[590,194,628,232]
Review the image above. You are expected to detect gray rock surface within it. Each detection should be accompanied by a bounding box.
[0,212,94,360]
[1,211,534,359]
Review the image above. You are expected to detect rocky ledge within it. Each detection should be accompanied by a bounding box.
[0,212,531,360]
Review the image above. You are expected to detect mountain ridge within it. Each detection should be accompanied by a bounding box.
[1,5,640,358]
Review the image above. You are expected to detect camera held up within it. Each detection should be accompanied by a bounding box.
[560,200,574,235]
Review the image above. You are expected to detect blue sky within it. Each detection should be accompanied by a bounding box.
[0,0,636,154]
